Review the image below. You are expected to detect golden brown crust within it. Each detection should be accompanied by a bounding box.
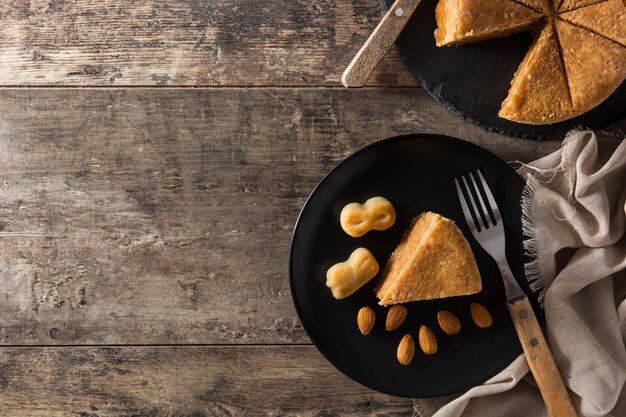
[434,0,543,46]
[515,0,552,13]
[559,0,626,47]
[375,212,482,306]
[558,0,609,13]
[499,23,575,124]
[555,19,626,112]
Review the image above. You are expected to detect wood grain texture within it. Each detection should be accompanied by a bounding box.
[0,0,415,87]
[0,87,585,346]
[1,1,621,414]
[0,345,414,416]
[508,297,578,417]
[342,0,422,87]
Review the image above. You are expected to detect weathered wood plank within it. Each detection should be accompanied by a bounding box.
[0,87,619,345]
[0,0,415,86]
[0,345,414,416]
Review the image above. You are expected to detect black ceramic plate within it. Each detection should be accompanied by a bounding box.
[289,134,539,397]
[382,0,626,140]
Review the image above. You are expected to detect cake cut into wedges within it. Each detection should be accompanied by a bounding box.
[434,0,543,46]
[555,19,626,113]
[517,0,551,13]
[559,0,626,47]
[375,212,482,306]
[557,0,606,13]
[499,23,574,124]
[433,0,626,124]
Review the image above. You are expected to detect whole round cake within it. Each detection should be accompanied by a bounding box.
[435,0,626,125]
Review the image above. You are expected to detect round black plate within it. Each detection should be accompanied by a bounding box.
[289,134,538,397]
[382,0,626,140]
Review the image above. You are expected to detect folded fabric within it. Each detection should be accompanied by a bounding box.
[413,130,626,417]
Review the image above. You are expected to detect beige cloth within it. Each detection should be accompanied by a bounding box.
[414,131,626,417]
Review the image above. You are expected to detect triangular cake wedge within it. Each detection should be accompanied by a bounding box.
[499,23,574,124]
[375,212,482,306]
[435,0,543,46]
[558,0,609,13]
[560,0,626,47]
[555,19,626,113]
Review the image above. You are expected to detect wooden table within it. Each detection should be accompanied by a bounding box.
[0,1,623,416]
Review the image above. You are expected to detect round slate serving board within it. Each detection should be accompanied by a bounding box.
[289,134,541,397]
[382,0,626,140]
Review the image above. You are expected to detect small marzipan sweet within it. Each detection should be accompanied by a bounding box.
[326,248,379,299]
[340,196,395,237]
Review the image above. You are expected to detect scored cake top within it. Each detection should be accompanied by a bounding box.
[434,0,626,125]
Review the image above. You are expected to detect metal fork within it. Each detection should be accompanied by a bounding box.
[456,169,577,417]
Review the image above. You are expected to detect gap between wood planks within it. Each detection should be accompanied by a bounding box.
[0,85,422,89]
[0,343,315,348]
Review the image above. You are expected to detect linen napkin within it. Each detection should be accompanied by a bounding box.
[413,130,626,417]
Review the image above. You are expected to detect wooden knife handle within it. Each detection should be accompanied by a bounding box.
[508,297,578,417]
[341,0,422,87]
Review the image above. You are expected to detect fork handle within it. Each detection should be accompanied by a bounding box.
[508,297,578,417]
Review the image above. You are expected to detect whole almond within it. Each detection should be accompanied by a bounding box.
[471,303,493,329]
[357,307,376,335]
[437,310,461,335]
[397,334,415,365]
[386,305,408,331]
[419,325,438,355]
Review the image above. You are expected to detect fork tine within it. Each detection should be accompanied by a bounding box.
[469,171,492,228]
[455,178,477,233]
[461,175,486,231]
[477,169,501,224]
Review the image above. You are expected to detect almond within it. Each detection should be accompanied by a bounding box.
[437,310,461,335]
[419,325,438,355]
[471,302,493,329]
[357,307,376,335]
[397,334,415,365]
[386,305,407,331]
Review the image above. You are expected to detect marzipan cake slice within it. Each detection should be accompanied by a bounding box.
[557,0,609,13]
[559,0,626,47]
[555,19,626,112]
[434,0,543,46]
[375,212,482,306]
[499,23,574,124]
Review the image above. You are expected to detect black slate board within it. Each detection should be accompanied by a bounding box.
[382,0,626,140]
